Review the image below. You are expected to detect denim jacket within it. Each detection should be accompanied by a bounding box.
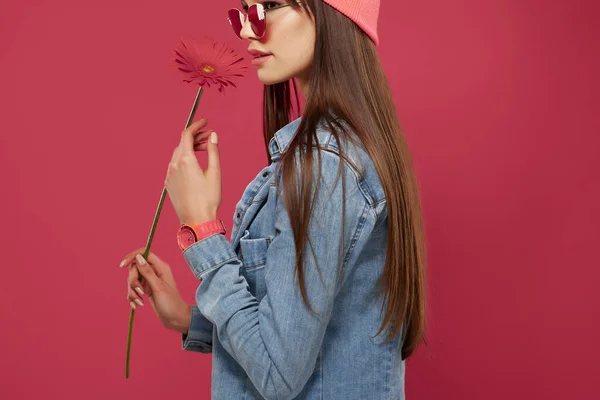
[180,116,405,399]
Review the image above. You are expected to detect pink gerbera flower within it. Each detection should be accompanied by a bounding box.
[171,37,247,93]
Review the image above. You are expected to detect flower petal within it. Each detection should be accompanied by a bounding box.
[171,37,247,92]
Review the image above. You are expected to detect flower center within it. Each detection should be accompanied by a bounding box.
[200,64,215,74]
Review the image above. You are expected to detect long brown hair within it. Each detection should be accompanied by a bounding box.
[262,0,427,360]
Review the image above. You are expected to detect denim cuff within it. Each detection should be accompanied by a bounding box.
[183,233,237,279]
[181,304,213,353]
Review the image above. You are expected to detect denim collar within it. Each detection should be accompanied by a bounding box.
[267,116,303,162]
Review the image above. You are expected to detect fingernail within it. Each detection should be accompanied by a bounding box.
[136,254,146,265]
[135,299,144,307]
[135,287,144,296]
[130,301,136,310]
[119,259,126,268]
[211,131,218,144]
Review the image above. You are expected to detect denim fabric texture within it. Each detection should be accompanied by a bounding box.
[180,116,405,399]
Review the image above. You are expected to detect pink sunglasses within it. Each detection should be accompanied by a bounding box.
[227,3,292,39]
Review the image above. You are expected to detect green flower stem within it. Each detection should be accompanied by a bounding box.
[126,85,204,379]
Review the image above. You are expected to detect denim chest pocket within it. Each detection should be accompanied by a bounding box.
[239,229,271,302]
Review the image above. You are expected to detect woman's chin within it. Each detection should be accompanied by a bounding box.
[257,71,291,86]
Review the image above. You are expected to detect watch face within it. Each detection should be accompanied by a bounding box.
[180,226,197,248]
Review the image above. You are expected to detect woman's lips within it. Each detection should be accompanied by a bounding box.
[251,54,272,66]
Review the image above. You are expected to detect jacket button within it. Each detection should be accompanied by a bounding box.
[262,172,268,177]
[236,213,241,219]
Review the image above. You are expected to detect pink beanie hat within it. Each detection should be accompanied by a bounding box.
[322,0,380,45]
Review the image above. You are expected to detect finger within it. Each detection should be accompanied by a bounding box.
[193,130,213,147]
[125,251,174,287]
[130,265,154,299]
[180,119,208,153]
[144,253,173,282]
[134,254,160,291]
[206,131,221,175]
[194,143,208,152]
[127,287,144,308]
[120,249,164,270]
[119,247,146,268]
[128,264,145,298]
[141,279,153,298]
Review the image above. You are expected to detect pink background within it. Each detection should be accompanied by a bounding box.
[1,0,598,399]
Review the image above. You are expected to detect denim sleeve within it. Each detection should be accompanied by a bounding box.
[181,304,213,353]
[182,150,374,400]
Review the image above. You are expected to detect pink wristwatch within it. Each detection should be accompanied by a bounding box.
[177,220,226,251]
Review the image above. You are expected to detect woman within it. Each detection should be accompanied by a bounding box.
[120,1,427,398]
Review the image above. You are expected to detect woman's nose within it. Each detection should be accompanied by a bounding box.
[239,15,259,40]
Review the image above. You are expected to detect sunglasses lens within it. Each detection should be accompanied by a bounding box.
[248,4,266,37]
[227,9,243,39]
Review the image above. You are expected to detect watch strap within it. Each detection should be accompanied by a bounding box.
[190,220,226,241]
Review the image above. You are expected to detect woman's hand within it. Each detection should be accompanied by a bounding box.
[121,249,191,334]
[166,118,222,225]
